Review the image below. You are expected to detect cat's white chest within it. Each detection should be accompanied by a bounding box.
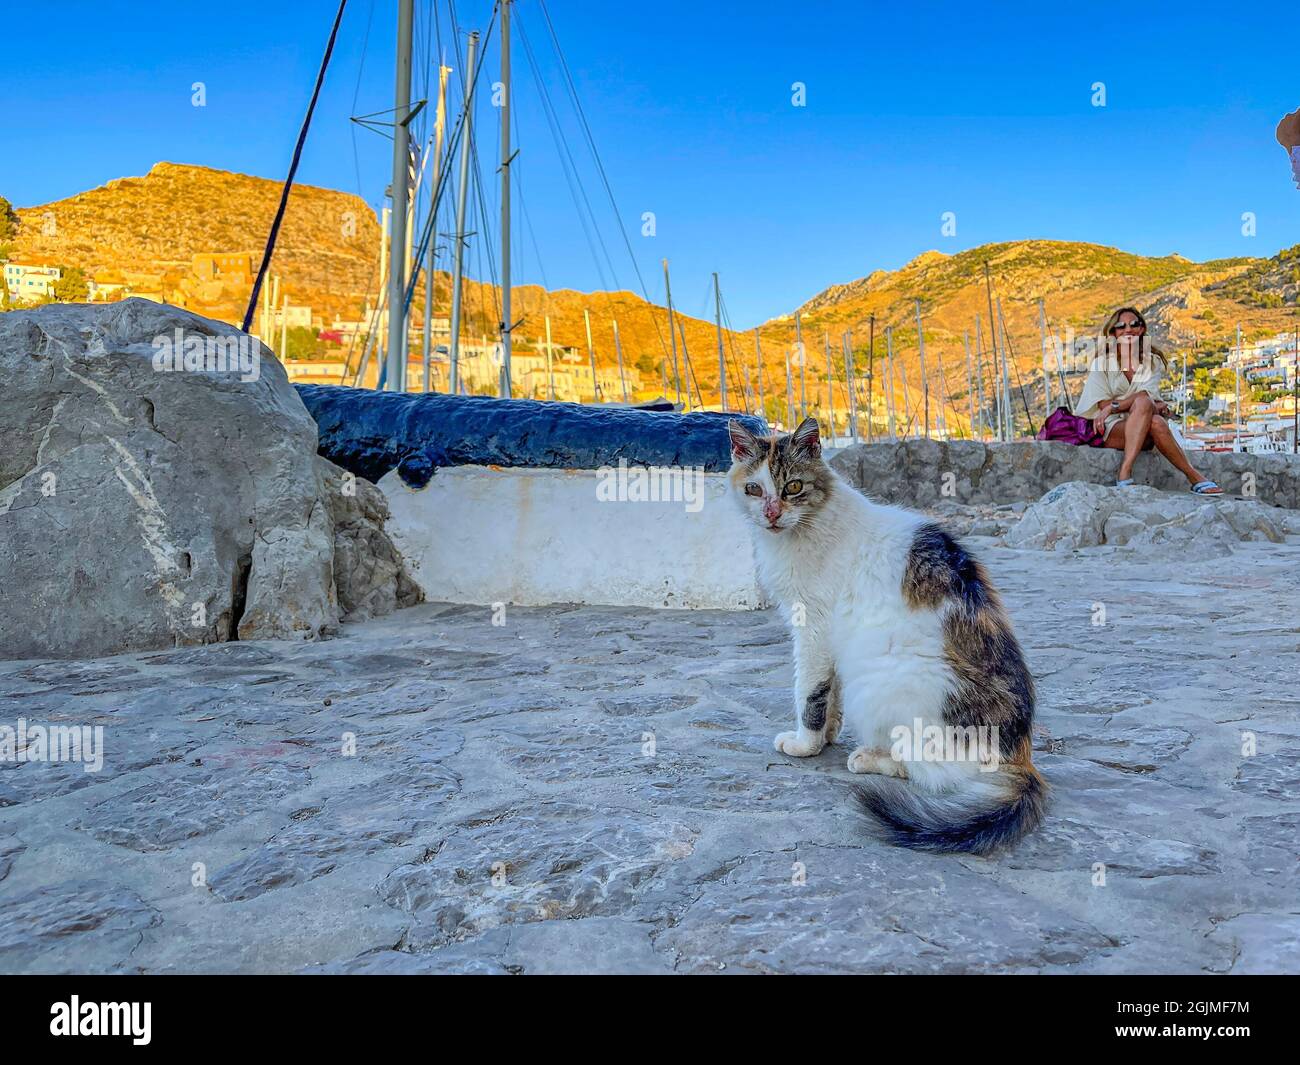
[825,552,953,742]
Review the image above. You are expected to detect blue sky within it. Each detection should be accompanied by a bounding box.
[2,1,1297,326]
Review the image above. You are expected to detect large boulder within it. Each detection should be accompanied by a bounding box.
[0,300,404,660]
[1005,481,1292,554]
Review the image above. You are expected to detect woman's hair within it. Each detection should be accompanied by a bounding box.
[1099,306,1167,369]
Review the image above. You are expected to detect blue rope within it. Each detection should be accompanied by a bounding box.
[242,0,349,335]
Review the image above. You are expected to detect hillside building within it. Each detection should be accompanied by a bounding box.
[4,261,62,302]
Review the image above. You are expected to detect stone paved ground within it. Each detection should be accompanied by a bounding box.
[2,536,1298,974]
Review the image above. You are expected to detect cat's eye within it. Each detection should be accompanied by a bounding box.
[783,480,804,496]
[744,482,763,497]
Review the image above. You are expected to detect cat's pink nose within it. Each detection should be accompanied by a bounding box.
[763,498,782,522]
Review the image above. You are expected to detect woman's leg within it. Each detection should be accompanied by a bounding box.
[1147,414,1211,486]
[1112,393,1154,480]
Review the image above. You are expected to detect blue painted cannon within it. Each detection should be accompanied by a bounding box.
[295,385,769,488]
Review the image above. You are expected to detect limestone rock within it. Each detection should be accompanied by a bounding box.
[0,882,160,974]
[1005,481,1114,549]
[315,456,422,622]
[0,300,337,658]
[378,802,698,950]
[831,438,1300,510]
[1005,481,1287,554]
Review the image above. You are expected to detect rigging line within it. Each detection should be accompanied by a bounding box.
[676,319,705,409]
[994,301,1039,436]
[514,9,613,292]
[717,297,742,393]
[509,103,550,292]
[401,5,498,318]
[350,0,377,201]
[516,7,620,289]
[1000,325,1038,435]
[467,119,502,325]
[717,293,748,408]
[338,252,380,382]
[508,97,538,292]
[536,0,670,367]
[934,352,966,438]
[243,0,348,334]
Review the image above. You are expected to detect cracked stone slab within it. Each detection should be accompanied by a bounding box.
[1207,913,1300,974]
[1004,817,1219,877]
[75,761,312,851]
[310,916,670,975]
[0,882,161,974]
[492,720,845,810]
[210,765,461,902]
[2,536,1299,973]
[655,845,1118,974]
[1231,745,1300,800]
[0,835,24,882]
[378,802,697,950]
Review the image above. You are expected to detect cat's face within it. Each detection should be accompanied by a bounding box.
[727,417,834,535]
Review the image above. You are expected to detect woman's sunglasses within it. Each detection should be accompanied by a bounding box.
[1111,320,1144,332]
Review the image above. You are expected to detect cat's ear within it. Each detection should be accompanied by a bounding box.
[789,416,822,459]
[728,419,761,462]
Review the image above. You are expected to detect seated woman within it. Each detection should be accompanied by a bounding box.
[1076,307,1222,494]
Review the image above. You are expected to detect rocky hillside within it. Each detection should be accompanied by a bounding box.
[773,239,1292,353]
[7,162,381,323]
[5,163,1298,422]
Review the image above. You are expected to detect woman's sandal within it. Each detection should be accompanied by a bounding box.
[1190,480,1223,495]
[1115,478,1136,487]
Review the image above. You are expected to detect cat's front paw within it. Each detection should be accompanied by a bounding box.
[774,730,823,757]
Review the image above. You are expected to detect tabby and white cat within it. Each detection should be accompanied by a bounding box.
[727,416,1045,854]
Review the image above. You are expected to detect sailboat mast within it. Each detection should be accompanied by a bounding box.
[982,264,1002,440]
[795,312,806,420]
[448,31,479,397]
[386,0,415,392]
[964,331,974,439]
[1037,297,1050,416]
[613,320,628,403]
[423,62,452,393]
[824,331,835,440]
[1235,323,1243,452]
[584,308,601,403]
[885,325,897,439]
[784,342,793,429]
[842,331,857,444]
[662,258,682,407]
[544,314,555,400]
[915,298,929,438]
[499,0,514,397]
[866,314,875,443]
[713,272,726,410]
[997,298,1013,440]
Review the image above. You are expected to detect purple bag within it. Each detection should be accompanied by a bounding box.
[1036,406,1103,447]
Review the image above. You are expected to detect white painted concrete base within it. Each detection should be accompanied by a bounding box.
[378,465,768,610]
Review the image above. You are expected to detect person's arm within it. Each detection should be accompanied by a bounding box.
[1091,397,1119,436]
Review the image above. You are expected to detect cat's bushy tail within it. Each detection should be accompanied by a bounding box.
[850,761,1046,856]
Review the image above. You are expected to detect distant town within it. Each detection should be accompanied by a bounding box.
[1,249,643,403]
[2,247,1295,453]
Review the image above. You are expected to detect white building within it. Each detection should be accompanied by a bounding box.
[4,262,62,302]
